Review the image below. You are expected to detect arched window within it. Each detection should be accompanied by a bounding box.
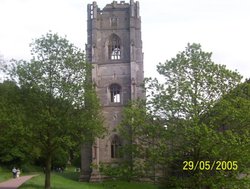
[108,34,121,60]
[110,84,121,103]
[111,135,121,158]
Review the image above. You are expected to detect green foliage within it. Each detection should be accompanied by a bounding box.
[202,80,250,188]
[0,166,12,182]
[137,43,247,188]
[0,81,36,165]
[20,164,43,173]
[100,100,168,182]
[70,150,81,168]
[99,163,136,181]
[206,79,250,132]
[0,54,5,82]
[146,43,242,119]
[52,147,69,169]
[2,32,104,189]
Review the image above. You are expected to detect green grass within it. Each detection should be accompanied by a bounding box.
[0,166,12,182]
[19,171,158,189]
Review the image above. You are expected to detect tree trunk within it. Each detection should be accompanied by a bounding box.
[45,153,52,189]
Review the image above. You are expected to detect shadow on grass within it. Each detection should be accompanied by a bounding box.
[20,183,44,189]
[54,171,80,181]
[54,172,119,189]
[21,183,64,189]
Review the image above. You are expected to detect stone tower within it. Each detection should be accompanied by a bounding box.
[80,0,144,181]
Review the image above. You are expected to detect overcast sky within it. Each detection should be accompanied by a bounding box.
[0,0,249,79]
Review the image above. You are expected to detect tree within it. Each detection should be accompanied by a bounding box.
[0,81,36,165]
[5,32,103,189]
[118,100,151,181]
[146,43,242,120]
[0,54,5,82]
[202,79,250,188]
[144,43,245,188]
[206,79,250,133]
[99,99,168,182]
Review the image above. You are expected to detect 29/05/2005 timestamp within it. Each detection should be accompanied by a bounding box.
[183,161,238,171]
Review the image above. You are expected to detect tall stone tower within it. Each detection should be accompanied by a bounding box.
[80,0,144,181]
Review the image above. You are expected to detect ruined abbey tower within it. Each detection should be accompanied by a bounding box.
[80,0,144,181]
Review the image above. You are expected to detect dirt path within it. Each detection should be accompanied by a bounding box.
[0,175,37,189]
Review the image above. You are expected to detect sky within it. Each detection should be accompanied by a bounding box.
[0,0,249,80]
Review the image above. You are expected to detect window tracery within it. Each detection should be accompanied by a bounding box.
[111,135,121,158]
[109,34,121,60]
[110,84,121,103]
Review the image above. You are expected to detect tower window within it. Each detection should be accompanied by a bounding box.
[110,84,121,103]
[109,34,121,60]
[111,135,121,158]
[111,17,118,27]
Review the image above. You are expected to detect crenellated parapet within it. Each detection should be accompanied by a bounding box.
[87,1,140,20]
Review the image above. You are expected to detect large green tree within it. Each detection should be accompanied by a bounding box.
[5,32,103,189]
[146,43,242,120]
[118,100,168,182]
[143,43,245,188]
[202,79,250,188]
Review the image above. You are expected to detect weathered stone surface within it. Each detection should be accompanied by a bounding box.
[81,0,144,182]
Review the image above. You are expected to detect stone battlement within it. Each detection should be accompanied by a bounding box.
[103,1,130,9]
[88,1,140,19]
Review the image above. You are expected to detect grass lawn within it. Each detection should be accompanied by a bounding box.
[0,166,12,182]
[19,171,158,189]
